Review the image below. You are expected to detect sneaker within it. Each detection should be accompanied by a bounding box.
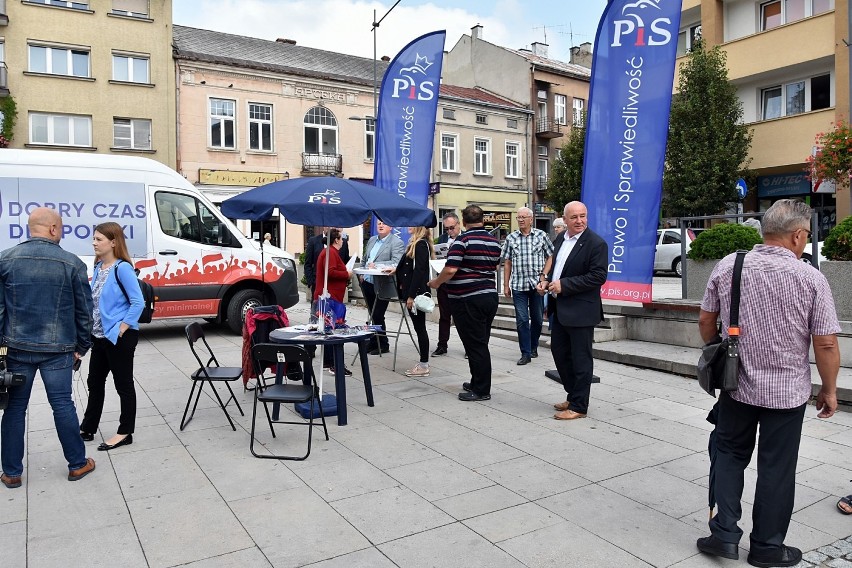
[404,364,430,377]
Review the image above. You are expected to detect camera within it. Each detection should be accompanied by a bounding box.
[0,346,25,410]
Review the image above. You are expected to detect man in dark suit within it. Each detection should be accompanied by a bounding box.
[537,201,608,420]
[304,227,327,301]
[432,212,460,356]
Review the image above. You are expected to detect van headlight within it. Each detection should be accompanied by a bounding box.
[271,257,296,273]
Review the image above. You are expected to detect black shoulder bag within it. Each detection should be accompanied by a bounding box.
[697,251,746,397]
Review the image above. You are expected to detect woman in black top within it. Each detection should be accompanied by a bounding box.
[392,226,434,377]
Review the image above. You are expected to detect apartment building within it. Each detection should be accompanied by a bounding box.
[1,0,176,167]
[434,84,533,240]
[679,0,850,233]
[443,25,591,233]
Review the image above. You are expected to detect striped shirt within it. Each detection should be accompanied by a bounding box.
[445,228,501,299]
[500,228,554,290]
[701,245,841,409]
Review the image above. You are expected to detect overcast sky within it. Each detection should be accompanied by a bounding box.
[173,0,610,63]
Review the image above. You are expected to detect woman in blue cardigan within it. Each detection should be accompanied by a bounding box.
[79,222,144,451]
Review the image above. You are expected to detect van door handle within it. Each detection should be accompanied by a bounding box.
[159,250,178,255]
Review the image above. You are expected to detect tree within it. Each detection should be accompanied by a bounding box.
[663,40,752,218]
[545,122,585,210]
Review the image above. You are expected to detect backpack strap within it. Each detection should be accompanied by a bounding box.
[114,259,131,304]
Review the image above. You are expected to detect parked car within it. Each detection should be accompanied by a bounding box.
[800,241,826,266]
[654,228,699,277]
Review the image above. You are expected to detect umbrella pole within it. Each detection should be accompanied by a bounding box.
[318,344,324,401]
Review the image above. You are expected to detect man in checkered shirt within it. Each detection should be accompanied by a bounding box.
[695,199,840,568]
[500,207,554,366]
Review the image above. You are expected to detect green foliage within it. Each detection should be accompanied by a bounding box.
[0,96,17,143]
[663,40,753,217]
[687,223,762,260]
[298,251,306,265]
[808,121,852,191]
[544,121,584,210]
[822,215,852,261]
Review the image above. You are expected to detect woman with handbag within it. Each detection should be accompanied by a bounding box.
[390,226,434,377]
[79,222,144,451]
[314,228,352,375]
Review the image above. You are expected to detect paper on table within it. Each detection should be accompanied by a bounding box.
[430,259,446,274]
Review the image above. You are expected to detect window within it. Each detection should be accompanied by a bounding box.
[365,118,375,161]
[538,158,548,186]
[661,231,682,245]
[112,54,149,83]
[303,106,338,154]
[440,133,458,171]
[572,98,585,127]
[505,142,520,178]
[761,1,782,29]
[474,137,491,175]
[476,114,487,125]
[761,0,832,30]
[28,45,90,78]
[676,24,702,56]
[554,94,567,125]
[113,118,151,150]
[209,98,235,149]
[248,103,272,151]
[537,90,547,100]
[442,108,455,120]
[538,145,548,157]
[507,118,518,129]
[155,191,238,247]
[760,74,831,120]
[112,0,148,17]
[30,112,91,147]
[28,0,90,9]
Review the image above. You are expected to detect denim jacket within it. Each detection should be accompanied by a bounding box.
[0,237,94,355]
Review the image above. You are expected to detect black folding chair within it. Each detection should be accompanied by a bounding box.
[181,322,244,431]
[250,344,329,460]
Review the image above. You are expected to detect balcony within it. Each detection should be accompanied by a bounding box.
[0,0,7,25]
[537,175,548,191]
[748,108,834,170]
[535,117,564,139]
[0,63,8,96]
[301,153,342,176]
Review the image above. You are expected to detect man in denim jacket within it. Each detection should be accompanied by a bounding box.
[0,207,95,488]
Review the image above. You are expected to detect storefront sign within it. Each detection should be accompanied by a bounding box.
[293,84,346,101]
[198,169,288,187]
[757,173,811,198]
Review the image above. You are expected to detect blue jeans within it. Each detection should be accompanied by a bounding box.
[512,288,544,357]
[1,350,87,477]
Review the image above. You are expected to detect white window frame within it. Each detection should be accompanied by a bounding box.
[759,73,830,120]
[112,0,149,17]
[248,102,273,152]
[475,114,488,125]
[554,94,567,125]
[28,44,90,78]
[505,141,521,179]
[761,0,832,31]
[474,137,491,176]
[29,0,90,9]
[572,98,585,127]
[537,145,548,157]
[440,132,458,172]
[365,118,375,162]
[209,98,236,150]
[303,106,338,155]
[112,53,149,83]
[676,24,702,56]
[538,158,549,185]
[113,117,151,150]
[29,112,92,147]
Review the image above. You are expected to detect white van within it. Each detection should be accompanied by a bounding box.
[0,149,299,333]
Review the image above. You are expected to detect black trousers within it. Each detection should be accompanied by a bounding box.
[408,308,429,363]
[549,310,594,415]
[710,392,805,554]
[80,331,139,435]
[362,281,389,350]
[450,293,498,396]
[436,284,451,350]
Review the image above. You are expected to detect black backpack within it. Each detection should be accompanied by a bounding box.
[114,260,156,324]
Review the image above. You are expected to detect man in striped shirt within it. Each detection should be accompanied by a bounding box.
[428,205,501,401]
[695,199,840,568]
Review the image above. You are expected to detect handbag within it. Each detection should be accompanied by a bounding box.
[697,251,746,397]
[413,293,435,314]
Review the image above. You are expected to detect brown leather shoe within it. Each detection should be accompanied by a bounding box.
[553,401,571,411]
[1,473,22,488]
[67,458,95,481]
[554,409,587,420]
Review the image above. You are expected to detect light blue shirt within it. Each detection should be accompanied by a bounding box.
[364,236,387,284]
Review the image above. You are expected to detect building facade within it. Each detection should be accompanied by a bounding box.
[1,0,176,167]
[679,0,850,232]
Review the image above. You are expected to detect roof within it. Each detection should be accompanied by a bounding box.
[504,47,591,81]
[439,85,527,111]
[173,25,388,86]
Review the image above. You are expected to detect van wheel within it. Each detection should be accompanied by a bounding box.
[673,257,683,278]
[800,253,814,266]
[227,289,263,334]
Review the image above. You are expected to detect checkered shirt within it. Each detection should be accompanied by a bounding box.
[701,245,841,409]
[500,228,554,291]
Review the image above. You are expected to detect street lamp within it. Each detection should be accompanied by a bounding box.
[371,1,402,120]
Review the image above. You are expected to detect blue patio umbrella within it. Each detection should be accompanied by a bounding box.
[220,176,437,229]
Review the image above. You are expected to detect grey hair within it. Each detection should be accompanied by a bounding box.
[761,199,812,237]
[442,211,459,222]
[553,218,566,228]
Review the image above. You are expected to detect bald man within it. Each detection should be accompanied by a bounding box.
[0,207,95,489]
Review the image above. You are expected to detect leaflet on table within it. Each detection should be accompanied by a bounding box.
[434,243,450,259]
[345,255,357,272]
[429,259,446,274]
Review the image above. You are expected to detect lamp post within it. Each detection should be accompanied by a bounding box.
[371,1,402,121]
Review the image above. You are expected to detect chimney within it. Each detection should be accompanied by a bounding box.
[570,42,593,68]
[531,42,548,58]
[471,24,483,40]
[381,55,390,62]
[276,38,296,45]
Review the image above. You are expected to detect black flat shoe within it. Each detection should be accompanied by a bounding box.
[747,545,802,568]
[80,431,94,442]
[696,535,738,560]
[97,434,133,451]
[462,382,472,392]
[458,391,490,401]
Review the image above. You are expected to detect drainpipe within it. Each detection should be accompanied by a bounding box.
[174,57,182,174]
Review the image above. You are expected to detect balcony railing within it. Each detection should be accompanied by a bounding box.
[537,175,548,190]
[301,153,342,175]
[535,117,564,138]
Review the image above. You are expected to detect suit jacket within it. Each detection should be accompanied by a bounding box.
[395,240,430,301]
[362,233,405,299]
[304,233,325,287]
[548,228,608,328]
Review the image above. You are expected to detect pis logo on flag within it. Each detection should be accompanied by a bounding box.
[611,0,676,47]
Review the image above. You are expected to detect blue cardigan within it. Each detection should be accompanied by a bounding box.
[92,260,144,344]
